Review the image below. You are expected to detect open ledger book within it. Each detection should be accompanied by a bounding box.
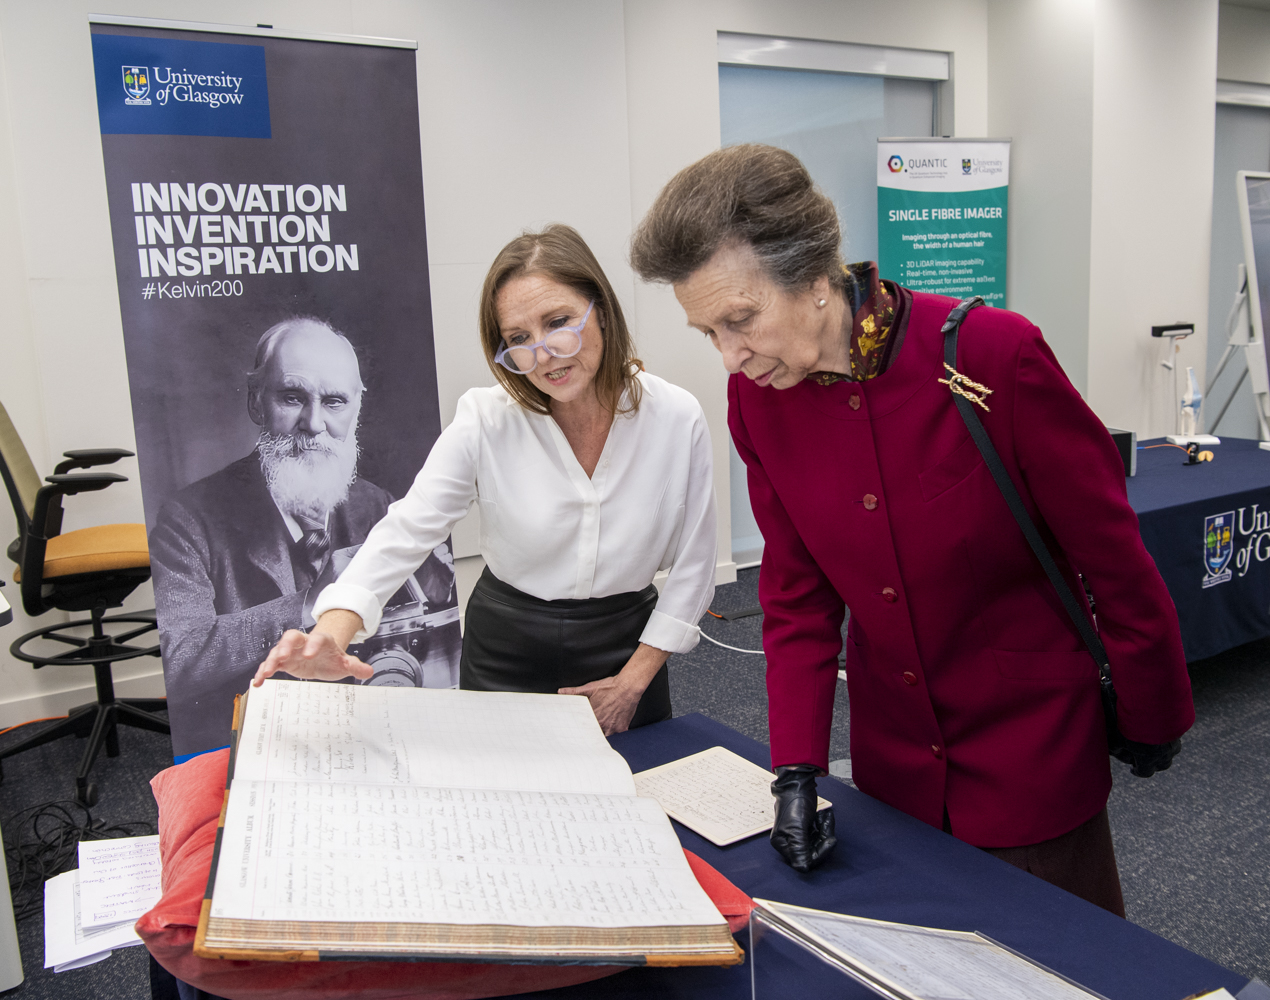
[194,679,742,966]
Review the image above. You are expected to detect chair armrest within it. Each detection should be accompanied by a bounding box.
[20,472,131,618]
[54,448,134,475]
[42,472,128,493]
[31,473,128,542]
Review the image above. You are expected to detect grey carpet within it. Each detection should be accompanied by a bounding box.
[0,566,1264,997]
[669,567,1270,985]
[0,709,168,1000]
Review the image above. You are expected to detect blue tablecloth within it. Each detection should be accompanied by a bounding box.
[503,713,1248,1000]
[1128,437,1270,661]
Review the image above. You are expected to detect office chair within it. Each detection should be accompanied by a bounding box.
[0,401,169,806]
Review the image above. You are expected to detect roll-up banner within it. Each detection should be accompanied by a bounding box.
[89,18,460,761]
[877,139,1010,306]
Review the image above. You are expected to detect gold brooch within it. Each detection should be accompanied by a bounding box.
[938,363,993,411]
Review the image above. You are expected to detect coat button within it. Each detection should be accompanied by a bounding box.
[849,394,861,410]
[881,587,898,603]
[863,493,878,510]
[931,744,943,758]
[903,671,918,685]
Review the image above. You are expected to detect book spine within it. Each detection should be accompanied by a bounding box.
[201,693,245,906]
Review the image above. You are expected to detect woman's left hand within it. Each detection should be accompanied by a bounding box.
[560,643,670,736]
[559,674,643,735]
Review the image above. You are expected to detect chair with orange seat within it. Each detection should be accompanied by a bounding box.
[0,400,169,806]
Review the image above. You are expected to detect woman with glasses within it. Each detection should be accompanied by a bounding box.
[253,224,716,734]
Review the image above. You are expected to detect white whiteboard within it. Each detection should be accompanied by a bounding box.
[1236,171,1270,347]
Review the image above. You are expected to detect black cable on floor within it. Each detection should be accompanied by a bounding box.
[3,799,156,921]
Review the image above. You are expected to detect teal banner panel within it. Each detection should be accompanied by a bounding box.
[877,140,1010,306]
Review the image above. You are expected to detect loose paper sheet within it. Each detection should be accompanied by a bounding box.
[212,780,723,929]
[757,900,1101,1000]
[633,747,831,846]
[54,951,113,973]
[77,836,161,929]
[44,870,143,970]
[236,682,636,797]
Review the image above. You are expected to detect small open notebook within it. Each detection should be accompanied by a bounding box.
[194,679,742,966]
[634,746,832,846]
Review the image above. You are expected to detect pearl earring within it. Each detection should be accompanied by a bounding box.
[817,299,827,308]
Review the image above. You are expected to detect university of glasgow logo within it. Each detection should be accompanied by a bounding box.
[122,65,151,106]
[1203,511,1234,588]
[962,158,972,175]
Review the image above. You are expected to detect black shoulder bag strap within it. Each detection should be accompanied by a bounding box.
[940,297,1124,750]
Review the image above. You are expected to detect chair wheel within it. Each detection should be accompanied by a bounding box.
[77,783,97,807]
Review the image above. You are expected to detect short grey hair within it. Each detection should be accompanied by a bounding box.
[629,144,845,292]
[245,316,363,403]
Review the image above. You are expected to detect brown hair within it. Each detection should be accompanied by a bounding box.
[629,144,844,292]
[480,224,642,416]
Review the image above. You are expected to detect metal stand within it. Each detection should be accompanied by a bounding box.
[2,607,168,806]
[1206,263,1270,439]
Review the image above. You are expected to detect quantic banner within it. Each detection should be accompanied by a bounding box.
[90,20,461,761]
[876,139,1010,306]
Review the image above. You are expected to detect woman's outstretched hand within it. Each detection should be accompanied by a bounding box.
[253,610,372,686]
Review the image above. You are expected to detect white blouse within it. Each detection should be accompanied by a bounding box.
[313,371,717,654]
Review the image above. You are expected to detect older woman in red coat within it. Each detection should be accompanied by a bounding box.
[630,144,1193,915]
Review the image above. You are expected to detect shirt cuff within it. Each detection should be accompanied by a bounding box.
[638,609,701,655]
[312,582,382,642]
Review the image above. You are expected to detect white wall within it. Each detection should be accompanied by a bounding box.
[986,0,1220,438]
[0,0,993,726]
[0,2,163,723]
[1218,2,1270,86]
[1085,0,1219,436]
[986,0,1096,393]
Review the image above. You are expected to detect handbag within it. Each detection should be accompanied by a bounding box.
[938,297,1128,755]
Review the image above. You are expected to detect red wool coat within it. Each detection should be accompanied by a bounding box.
[729,292,1195,848]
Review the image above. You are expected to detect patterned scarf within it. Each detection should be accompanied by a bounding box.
[806,261,909,385]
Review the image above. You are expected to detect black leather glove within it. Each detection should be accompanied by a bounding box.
[770,765,836,872]
[1111,737,1182,778]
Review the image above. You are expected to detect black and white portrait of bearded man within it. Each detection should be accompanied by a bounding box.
[148,316,454,756]
[250,318,366,544]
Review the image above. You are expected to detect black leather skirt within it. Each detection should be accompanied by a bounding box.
[460,567,671,729]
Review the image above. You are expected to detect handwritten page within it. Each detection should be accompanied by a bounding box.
[43,870,143,970]
[235,681,636,797]
[633,746,831,846]
[757,900,1100,1000]
[77,836,162,929]
[211,780,723,929]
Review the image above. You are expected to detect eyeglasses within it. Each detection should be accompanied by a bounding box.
[494,301,592,374]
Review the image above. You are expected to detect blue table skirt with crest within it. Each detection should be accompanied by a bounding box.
[1127,436,1270,661]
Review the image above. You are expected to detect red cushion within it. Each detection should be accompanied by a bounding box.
[138,748,752,999]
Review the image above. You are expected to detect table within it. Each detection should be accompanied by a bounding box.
[502,713,1249,1000]
[1128,437,1270,661]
